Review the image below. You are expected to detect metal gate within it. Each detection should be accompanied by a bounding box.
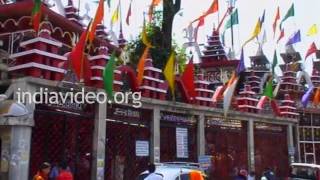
[105,120,150,180]
[29,105,94,180]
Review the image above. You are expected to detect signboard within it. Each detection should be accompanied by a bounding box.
[135,140,149,157]
[198,155,212,170]
[288,147,295,156]
[176,127,188,158]
[160,112,195,124]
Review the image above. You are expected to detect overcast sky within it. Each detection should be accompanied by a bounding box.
[56,0,320,75]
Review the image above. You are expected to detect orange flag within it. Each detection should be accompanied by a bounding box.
[148,0,161,21]
[313,88,320,105]
[137,47,150,86]
[305,42,317,59]
[205,0,219,15]
[88,0,104,43]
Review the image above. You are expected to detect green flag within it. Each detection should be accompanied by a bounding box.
[224,9,239,30]
[280,4,294,28]
[263,79,273,99]
[272,50,278,74]
[103,53,116,98]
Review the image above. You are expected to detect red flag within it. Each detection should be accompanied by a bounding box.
[194,15,205,42]
[273,7,280,38]
[313,88,320,105]
[126,1,132,25]
[305,42,318,59]
[88,0,104,43]
[181,59,197,100]
[277,28,284,43]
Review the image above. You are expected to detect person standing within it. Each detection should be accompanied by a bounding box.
[33,162,51,180]
[144,163,163,180]
[56,161,73,180]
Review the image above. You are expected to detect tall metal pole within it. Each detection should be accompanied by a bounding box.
[229,0,234,53]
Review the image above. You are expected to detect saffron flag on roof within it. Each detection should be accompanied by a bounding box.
[126,0,132,25]
[301,86,314,108]
[164,52,176,96]
[31,0,42,32]
[136,47,150,86]
[192,0,218,24]
[305,42,318,59]
[103,53,116,98]
[88,0,104,43]
[273,7,280,38]
[181,59,197,100]
[307,24,318,36]
[277,28,284,43]
[286,30,301,46]
[280,3,294,28]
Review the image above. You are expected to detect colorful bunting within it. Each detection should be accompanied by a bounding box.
[103,53,116,98]
[305,42,318,59]
[301,86,314,108]
[88,0,104,43]
[164,52,176,96]
[224,9,239,30]
[31,0,42,32]
[181,59,197,100]
[280,3,294,28]
[273,7,280,38]
[307,24,318,36]
[136,47,150,86]
[286,30,301,46]
[126,0,132,25]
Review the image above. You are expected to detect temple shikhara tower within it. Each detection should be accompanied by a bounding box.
[0,0,319,180]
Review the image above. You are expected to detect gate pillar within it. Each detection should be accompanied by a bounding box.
[248,119,255,172]
[197,114,205,156]
[91,91,107,180]
[287,124,295,163]
[151,108,160,163]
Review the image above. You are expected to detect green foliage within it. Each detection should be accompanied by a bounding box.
[127,13,188,72]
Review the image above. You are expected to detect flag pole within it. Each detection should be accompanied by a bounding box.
[229,1,234,54]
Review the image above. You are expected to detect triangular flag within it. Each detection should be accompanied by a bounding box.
[88,0,104,43]
[103,53,116,98]
[136,47,150,86]
[205,0,219,15]
[260,9,266,26]
[286,30,301,46]
[277,28,284,43]
[223,75,238,117]
[305,42,318,59]
[224,9,239,30]
[31,0,42,32]
[70,29,89,80]
[236,49,245,75]
[273,7,280,38]
[263,78,273,99]
[194,15,205,42]
[242,18,262,47]
[280,3,294,28]
[111,2,120,25]
[307,24,318,36]
[126,1,132,25]
[272,50,278,74]
[313,88,320,105]
[164,52,176,96]
[301,86,314,108]
[181,59,197,100]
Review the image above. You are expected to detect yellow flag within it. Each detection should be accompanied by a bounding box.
[164,52,175,96]
[307,24,318,36]
[142,24,153,47]
[111,3,120,25]
[242,19,262,47]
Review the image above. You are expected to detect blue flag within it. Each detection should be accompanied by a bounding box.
[260,10,266,25]
[301,86,314,108]
[236,49,245,75]
[286,30,301,46]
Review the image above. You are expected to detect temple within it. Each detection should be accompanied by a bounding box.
[0,1,318,180]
